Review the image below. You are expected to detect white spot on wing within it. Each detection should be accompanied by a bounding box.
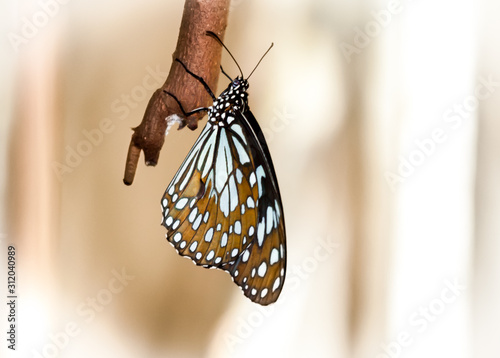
[266,207,274,234]
[178,160,196,191]
[221,233,228,247]
[229,176,238,212]
[258,262,267,277]
[272,277,280,292]
[260,288,268,298]
[201,131,217,177]
[204,228,214,242]
[257,218,265,246]
[249,172,256,187]
[215,129,232,192]
[231,123,247,145]
[256,166,266,198]
[242,250,250,262]
[233,137,250,164]
[270,248,279,265]
[174,123,212,188]
[189,207,198,223]
[198,130,216,171]
[235,168,243,184]
[234,220,241,235]
[220,186,230,217]
[274,199,281,218]
[193,214,202,230]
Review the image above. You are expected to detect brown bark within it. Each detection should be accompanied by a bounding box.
[123,0,230,185]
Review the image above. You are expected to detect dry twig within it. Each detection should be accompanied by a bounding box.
[123,0,230,185]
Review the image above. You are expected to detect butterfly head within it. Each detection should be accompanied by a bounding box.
[231,76,249,92]
[225,76,249,100]
[208,76,249,115]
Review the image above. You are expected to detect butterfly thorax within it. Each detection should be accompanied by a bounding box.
[208,77,249,127]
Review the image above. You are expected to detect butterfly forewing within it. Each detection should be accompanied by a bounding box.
[161,77,286,305]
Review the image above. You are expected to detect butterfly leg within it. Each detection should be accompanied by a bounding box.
[163,91,209,117]
[175,59,216,101]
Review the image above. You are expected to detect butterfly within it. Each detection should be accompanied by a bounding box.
[161,31,286,305]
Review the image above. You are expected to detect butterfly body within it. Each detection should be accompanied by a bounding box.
[161,39,286,305]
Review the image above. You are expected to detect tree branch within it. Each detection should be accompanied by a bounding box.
[123,0,230,185]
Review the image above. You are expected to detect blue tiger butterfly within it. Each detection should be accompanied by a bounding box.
[161,31,286,305]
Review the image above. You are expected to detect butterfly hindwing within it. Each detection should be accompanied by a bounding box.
[224,110,286,304]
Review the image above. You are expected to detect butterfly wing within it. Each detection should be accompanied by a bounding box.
[161,109,286,305]
[226,109,286,305]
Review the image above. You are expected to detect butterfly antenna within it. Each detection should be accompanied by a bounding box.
[247,43,273,80]
[220,65,233,81]
[206,31,244,78]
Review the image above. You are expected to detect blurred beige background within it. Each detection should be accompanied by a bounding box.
[1,0,500,357]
